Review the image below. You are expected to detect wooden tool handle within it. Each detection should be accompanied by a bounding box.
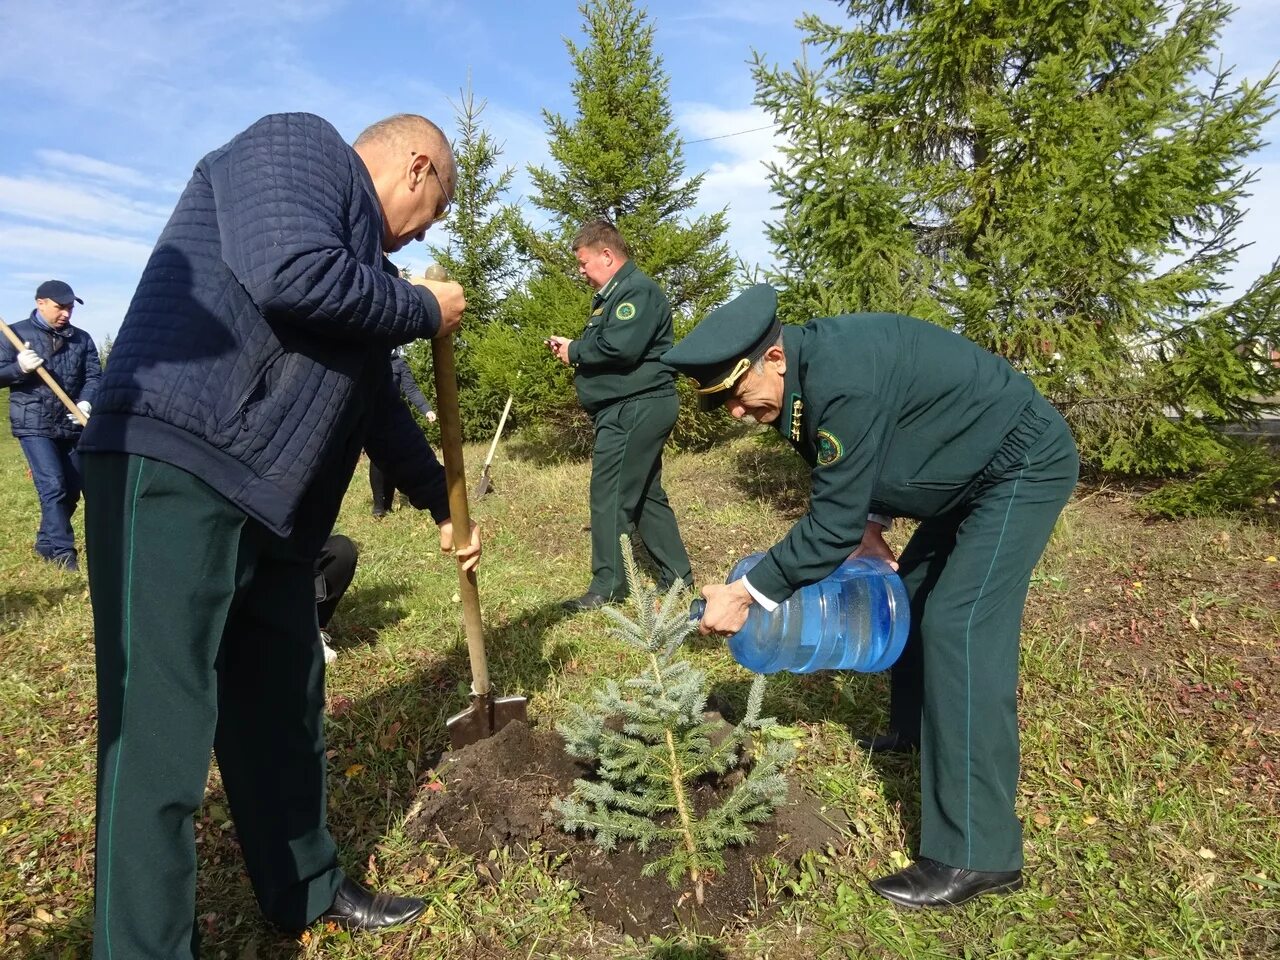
[425,266,489,697]
[0,315,88,426]
[483,394,514,469]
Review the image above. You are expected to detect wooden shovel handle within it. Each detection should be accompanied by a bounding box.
[482,393,514,470]
[0,315,87,426]
[425,266,489,697]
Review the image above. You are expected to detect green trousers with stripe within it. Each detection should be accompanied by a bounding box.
[84,453,343,959]
[587,390,693,599]
[887,402,1078,872]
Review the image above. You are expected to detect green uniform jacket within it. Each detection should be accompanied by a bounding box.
[748,315,1040,603]
[568,261,675,414]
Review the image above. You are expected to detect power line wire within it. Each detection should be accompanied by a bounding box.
[684,124,773,144]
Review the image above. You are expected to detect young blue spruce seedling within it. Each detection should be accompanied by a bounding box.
[553,537,794,905]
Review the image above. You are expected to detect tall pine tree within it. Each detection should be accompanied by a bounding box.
[408,83,521,439]
[754,0,1279,473]
[428,81,519,330]
[507,0,737,449]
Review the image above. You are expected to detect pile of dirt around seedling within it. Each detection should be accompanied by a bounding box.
[404,720,844,938]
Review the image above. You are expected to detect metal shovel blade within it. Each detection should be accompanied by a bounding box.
[471,466,494,500]
[446,691,529,749]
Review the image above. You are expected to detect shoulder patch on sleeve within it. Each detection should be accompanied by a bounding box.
[816,429,844,467]
[615,302,636,321]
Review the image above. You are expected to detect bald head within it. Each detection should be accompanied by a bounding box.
[353,113,456,252]
[355,113,450,156]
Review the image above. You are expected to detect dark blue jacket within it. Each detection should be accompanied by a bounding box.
[0,313,101,440]
[80,113,448,553]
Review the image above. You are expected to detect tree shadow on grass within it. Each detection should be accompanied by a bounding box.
[708,670,923,859]
[646,938,730,960]
[29,597,577,959]
[325,578,413,648]
[727,439,811,520]
[51,601,583,960]
[0,582,84,631]
[504,406,595,466]
[324,600,576,862]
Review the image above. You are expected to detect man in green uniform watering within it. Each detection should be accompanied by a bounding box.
[664,284,1078,909]
[547,219,693,611]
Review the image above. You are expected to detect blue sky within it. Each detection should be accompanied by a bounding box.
[1,0,1276,345]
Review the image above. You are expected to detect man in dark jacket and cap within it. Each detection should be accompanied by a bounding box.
[78,112,475,958]
[0,279,100,571]
[664,285,1078,911]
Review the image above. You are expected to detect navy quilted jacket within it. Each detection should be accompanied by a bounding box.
[80,113,448,552]
[0,313,101,439]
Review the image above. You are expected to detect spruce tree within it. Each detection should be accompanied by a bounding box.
[554,538,794,904]
[409,83,520,439]
[754,0,1279,474]
[509,0,737,449]
[428,82,518,330]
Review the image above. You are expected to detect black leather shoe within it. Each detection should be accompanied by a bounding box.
[870,858,1022,909]
[318,878,425,930]
[856,730,919,754]
[561,591,610,612]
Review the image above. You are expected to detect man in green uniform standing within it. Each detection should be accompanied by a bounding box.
[547,219,693,611]
[664,285,1078,909]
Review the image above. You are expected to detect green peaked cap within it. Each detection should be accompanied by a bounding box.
[662,284,782,410]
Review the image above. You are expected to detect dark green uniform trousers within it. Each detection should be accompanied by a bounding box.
[84,453,342,959]
[888,401,1078,872]
[588,390,692,599]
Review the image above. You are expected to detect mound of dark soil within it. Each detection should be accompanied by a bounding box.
[404,720,844,938]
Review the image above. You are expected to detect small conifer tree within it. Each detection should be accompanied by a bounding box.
[553,538,794,904]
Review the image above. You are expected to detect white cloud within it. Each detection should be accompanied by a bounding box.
[35,150,182,194]
[0,176,171,235]
[680,104,786,271]
[669,0,812,30]
[0,224,153,271]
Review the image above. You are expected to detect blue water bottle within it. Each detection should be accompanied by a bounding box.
[691,553,910,674]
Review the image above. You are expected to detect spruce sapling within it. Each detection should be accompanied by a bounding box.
[553,537,794,904]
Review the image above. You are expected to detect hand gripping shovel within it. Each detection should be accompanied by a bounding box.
[472,392,513,500]
[425,265,528,748]
[0,314,88,425]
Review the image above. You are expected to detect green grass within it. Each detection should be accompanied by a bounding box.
[1,423,1277,958]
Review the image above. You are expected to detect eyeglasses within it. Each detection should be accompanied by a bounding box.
[693,356,752,395]
[427,160,452,221]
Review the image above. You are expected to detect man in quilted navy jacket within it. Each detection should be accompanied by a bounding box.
[79,113,474,957]
[0,279,100,571]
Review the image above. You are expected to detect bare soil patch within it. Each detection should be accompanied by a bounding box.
[404,720,843,939]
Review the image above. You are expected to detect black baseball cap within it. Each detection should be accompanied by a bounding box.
[35,280,84,306]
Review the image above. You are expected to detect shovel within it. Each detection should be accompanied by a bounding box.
[424,265,528,749]
[472,393,513,500]
[0,315,88,426]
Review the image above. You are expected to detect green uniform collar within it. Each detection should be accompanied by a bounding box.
[775,325,806,443]
[593,260,637,305]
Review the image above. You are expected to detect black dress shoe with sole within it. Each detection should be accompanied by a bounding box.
[318,878,426,930]
[856,730,919,754]
[870,857,1022,909]
[561,591,610,612]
